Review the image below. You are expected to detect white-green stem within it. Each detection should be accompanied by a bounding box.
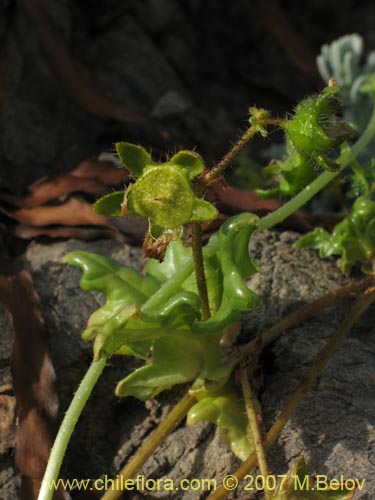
[140,260,194,314]
[38,357,106,500]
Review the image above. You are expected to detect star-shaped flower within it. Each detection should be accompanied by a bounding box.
[94,142,217,237]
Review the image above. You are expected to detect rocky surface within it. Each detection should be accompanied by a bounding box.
[0,232,374,499]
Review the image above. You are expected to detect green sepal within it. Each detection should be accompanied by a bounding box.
[93,190,125,217]
[115,142,154,177]
[271,457,355,499]
[281,86,352,171]
[187,382,254,461]
[191,198,218,222]
[169,150,205,180]
[257,147,318,199]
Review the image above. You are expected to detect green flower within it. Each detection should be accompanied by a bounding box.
[281,85,353,172]
[93,143,217,235]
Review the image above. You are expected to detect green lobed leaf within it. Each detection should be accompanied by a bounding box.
[64,213,262,457]
[347,158,375,198]
[115,334,207,399]
[192,213,261,333]
[295,196,375,274]
[187,382,254,461]
[295,227,338,259]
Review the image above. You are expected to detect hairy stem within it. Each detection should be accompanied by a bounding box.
[206,287,375,500]
[191,222,211,319]
[240,365,271,500]
[38,357,107,500]
[101,391,196,500]
[203,119,281,186]
[141,105,375,315]
[240,276,373,358]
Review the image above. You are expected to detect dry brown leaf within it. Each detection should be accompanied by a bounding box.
[3,197,110,227]
[70,159,129,185]
[13,224,126,242]
[0,159,129,209]
[0,263,68,500]
[208,180,281,214]
[0,176,106,208]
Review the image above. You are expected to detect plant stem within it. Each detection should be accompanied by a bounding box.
[258,104,375,232]
[38,357,106,500]
[240,364,271,500]
[203,119,281,186]
[191,222,211,320]
[240,276,373,358]
[206,287,375,500]
[141,105,375,316]
[101,391,196,500]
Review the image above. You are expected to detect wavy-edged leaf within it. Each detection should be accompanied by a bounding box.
[296,196,375,273]
[295,227,338,258]
[187,382,253,461]
[115,335,206,399]
[193,213,261,333]
[64,212,263,456]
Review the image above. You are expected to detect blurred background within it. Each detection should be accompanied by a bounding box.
[1,0,374,191]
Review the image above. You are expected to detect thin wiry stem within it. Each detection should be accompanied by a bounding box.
[240,364,271,500]
[205,287,375,500]
[101,392,195,500]
[203,119,282,186]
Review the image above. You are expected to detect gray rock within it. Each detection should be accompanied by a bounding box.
[1,232,374,499]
